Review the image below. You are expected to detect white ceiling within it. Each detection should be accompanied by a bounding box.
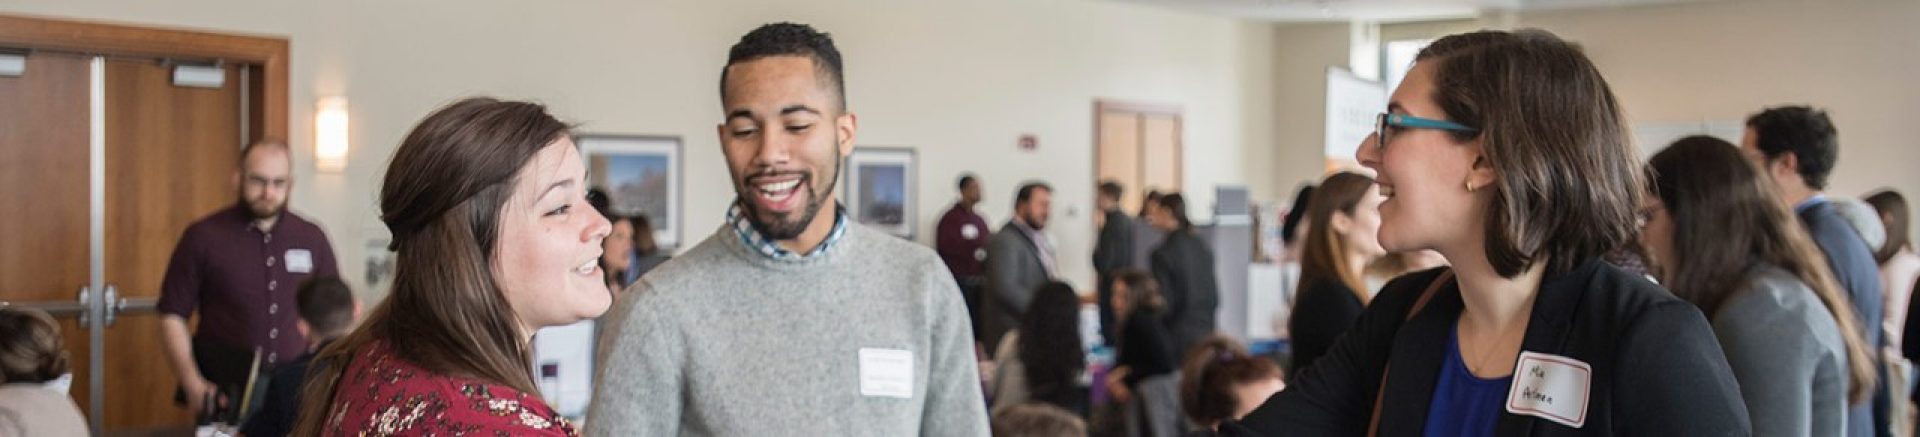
[1104,0,1727,23]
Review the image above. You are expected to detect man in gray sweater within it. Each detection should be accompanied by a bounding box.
[587,22,989,436]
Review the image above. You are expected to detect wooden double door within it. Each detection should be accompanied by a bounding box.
[1,14,287,435]
[1095,100,1183,213]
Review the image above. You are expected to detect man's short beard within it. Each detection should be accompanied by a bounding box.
[1022,211,1045,231]
[242,196,285,220]
[743,156,841,240]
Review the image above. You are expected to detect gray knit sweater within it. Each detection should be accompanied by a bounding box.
[586,223,989,436]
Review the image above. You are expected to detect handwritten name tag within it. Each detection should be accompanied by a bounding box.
[1506,351,1592,428]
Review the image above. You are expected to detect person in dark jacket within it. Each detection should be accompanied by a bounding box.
[1107,269,1177,403]
[1744,105,1889,437]
[1148,193,1218,360]
[239,276,360,437]
[1222,29,1748,436]
[1287,172,1385,373]
[1093,180,1137,342]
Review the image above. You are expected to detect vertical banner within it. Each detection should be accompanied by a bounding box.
[1325,67,1386,172]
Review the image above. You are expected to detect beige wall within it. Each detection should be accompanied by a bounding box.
[1519,0,1920,212]
[1265,0,1920,242]
[1,0,1280,295]
[1267,23,1353,198]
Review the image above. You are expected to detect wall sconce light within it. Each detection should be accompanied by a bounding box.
[315,96,349,172]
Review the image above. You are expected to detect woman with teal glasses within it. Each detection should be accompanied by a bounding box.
[1220,29,1749,436]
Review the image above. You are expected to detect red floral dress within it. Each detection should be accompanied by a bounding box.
[319,340,576,436]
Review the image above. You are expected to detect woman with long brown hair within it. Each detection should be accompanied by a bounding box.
[1642,135,1876,436]
[1287,171,1385,372]
[292,97,612,435]
[1866,190,1918,357]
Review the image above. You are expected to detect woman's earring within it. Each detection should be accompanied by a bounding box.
[1465,181,1476,192]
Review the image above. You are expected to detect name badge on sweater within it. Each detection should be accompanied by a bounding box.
[859,348,914,399]
[1506,351,1592,428]
[285,249,313,274]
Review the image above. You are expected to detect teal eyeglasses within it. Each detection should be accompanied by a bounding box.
[1375,112,1479,151]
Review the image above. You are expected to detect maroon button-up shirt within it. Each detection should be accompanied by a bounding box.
[157,204,338,366]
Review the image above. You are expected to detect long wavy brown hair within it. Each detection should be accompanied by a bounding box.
[292,97,571,434]
[1648,135,1876,403]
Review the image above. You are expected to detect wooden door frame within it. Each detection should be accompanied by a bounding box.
[1093,99,1184,217]
[0,13,289,433]
[0,13,289,141]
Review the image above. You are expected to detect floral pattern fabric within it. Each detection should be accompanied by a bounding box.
[320,340,575,436]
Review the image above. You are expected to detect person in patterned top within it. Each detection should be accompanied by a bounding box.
[291,97,614,436]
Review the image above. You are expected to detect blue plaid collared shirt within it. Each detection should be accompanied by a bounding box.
[727,200,850,260]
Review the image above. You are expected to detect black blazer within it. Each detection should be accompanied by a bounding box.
[1152,229,1219,359]
[1094,209,1137,275]
[1224,259,1750,436]
[1094,209,1138,340]
[1288,280,1365,373]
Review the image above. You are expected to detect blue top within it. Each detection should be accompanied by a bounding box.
[1423,328,1514,437]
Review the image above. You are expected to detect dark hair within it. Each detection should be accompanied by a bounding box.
[1098,180,1124,202]
[1414,29,1642,278]
[956,174,977,191]
[1179,335,1281,426]
[1015,182,1052,209]
[721,22,846,111]
[1018,281,1085,407]
[1158,193,1193,230]
[586,187,611,218]
[1140,190,1165,217]
[602,214,634,287]
[990,402,1087,437]
[631,213,659,256]
[1281,184,1316,245]
[0,308,68,384]
[1299,172,1377,301]
[1746,105,1838,190]
[1866,190,1910,264]
[295,97,571,434]
[1113,268,1166,316]
[1648,135,1875,403]
[296,276,356,339]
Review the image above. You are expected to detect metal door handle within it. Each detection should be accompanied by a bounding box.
[103,284,120,327]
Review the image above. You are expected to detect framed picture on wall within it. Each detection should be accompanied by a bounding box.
[576,134,682,250]
[843,147,917,239]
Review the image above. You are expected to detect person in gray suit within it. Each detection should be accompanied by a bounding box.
[983,182,1057,354]
[1147,193,1218,360]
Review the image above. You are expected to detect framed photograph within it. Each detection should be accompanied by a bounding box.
[576,134,682,250]
[843,147,917,239]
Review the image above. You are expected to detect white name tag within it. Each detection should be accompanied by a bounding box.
[1506,351,1592,428]
[961,224,980,240]
[858,348,915,399]
[285,249,314,274]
